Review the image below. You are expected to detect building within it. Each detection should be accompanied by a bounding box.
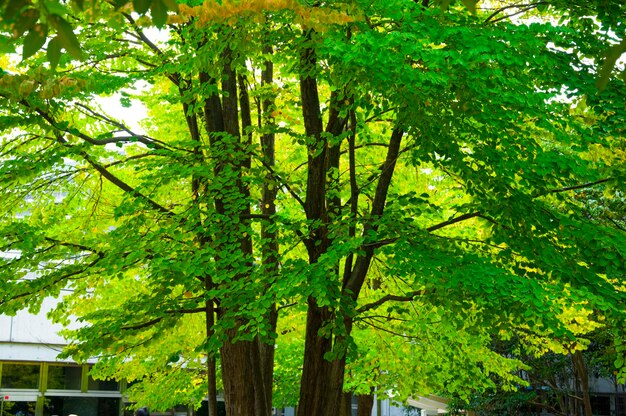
[0,281,124,416]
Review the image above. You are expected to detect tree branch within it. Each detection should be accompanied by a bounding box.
[425,211,483,233]
[483,2,549,24]
[357,290,425,314]
[74,103,169,150]
[345,128,404,297]
[44,237,105,257]
[543,178,612,195]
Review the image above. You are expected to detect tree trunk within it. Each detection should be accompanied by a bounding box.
[339,392,352,416]
[356,393,374,416]
[297,301,344,416]
[220,330,266,416]
[205,300,218,416]
[207,45,273,416]
[572,351,592,416]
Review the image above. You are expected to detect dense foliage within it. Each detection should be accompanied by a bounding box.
[1,1,625,415]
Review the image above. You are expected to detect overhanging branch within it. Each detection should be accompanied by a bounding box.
[357,289,425,314]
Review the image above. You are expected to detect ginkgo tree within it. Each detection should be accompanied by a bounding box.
[1,1,625,416]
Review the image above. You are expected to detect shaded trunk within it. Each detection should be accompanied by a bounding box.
[220,331,263,416]
[201,45,271,416]
[181,85,219,416]
[573,351,592,416]
[296,28,405,414]
[205,300,218,416]
[258,49,279,416]
[297,301,347,416]
[356,393,375,416]
[296,34,347,415]
[339,392,353,416]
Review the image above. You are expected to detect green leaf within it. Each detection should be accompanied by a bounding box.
[151,0,168,28]
[22,24,47,60]
[47,36,62,70]
[73,0,85,10]
[161,0,178,12]
[596,38,626,91]
[48,14,82,60]
[12,8,39,38]
[44,0,70,16]
[4,0,27,21]
[112,0,128,9]
[132,0,151,14]
[460,0,476,14]
[0,35,16,53]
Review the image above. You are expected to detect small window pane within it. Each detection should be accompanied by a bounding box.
[1,363,40,389]
[47,365,82,390]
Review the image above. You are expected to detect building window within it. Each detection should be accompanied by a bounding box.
[616,395,626,415]
[88,371,119,392]
[47,365,82,391]
[590,395,611,416]
[1,401,37,416]
[44,396,120,416]
[1,363,40,389]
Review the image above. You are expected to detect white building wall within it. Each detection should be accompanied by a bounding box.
[0,297,67,344]
[0,286,87,363]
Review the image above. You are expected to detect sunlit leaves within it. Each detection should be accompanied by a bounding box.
[0,0,625,412]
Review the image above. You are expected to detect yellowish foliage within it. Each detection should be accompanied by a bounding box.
[170,0,360,30]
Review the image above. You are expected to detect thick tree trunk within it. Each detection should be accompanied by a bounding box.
[297,300,347,416]
[356,393,374,416]
[339,392,353,416]
[296,31,349,415]
[296,27,405,414]
[202,45,274,416]
[220,330,263,416]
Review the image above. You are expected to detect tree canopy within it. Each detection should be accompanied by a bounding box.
[1,1,625,416]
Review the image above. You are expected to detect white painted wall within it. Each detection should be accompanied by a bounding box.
[0,297,68,344]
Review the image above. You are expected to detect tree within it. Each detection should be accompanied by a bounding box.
[1,1,625,416]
